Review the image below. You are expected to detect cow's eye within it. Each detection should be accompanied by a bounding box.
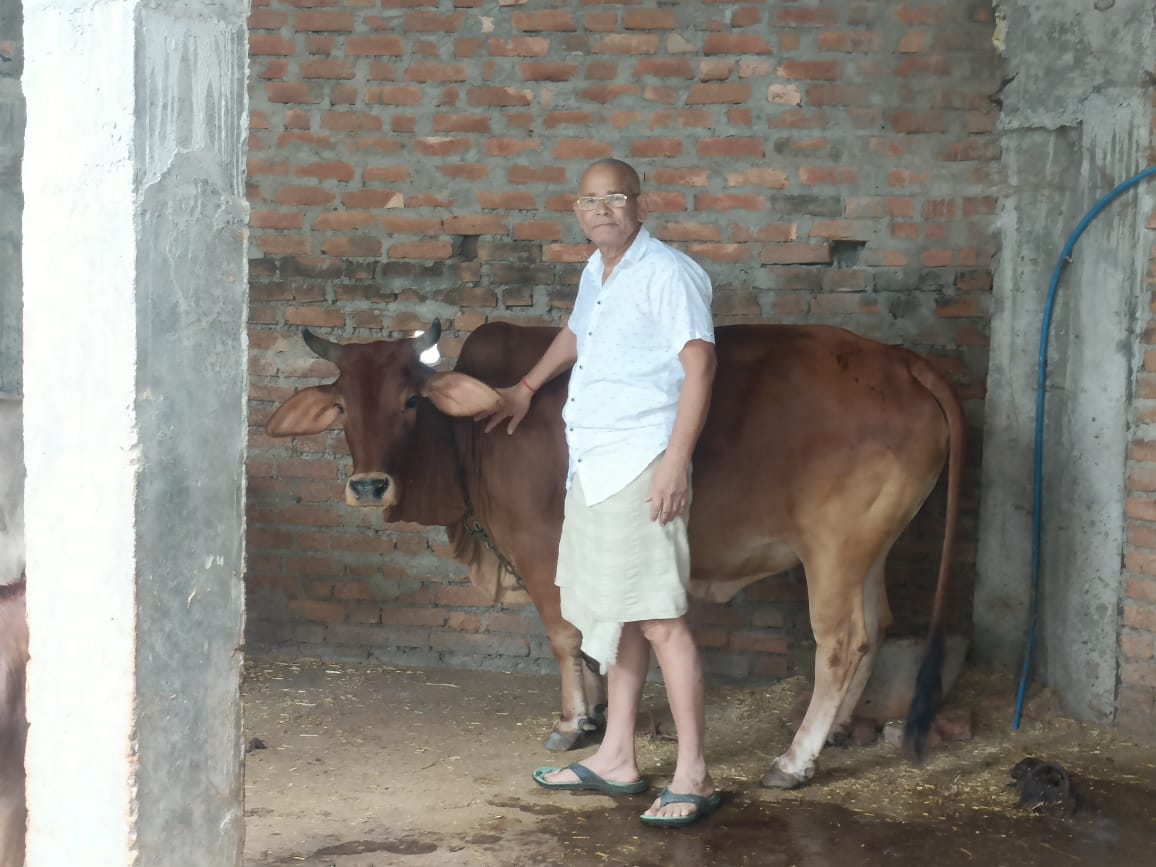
[405,394,420,410]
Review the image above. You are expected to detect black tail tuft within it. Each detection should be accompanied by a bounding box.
[903,628,945,763]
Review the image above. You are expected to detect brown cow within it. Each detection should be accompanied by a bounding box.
[0,394,26,867]
[266,320,962,788]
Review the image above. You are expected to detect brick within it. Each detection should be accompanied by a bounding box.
[313,212,376,231]
[389,240,454,259]
[725,167,789,189]
[520,62,579,82]
[697,193,764,212]
[250,34,294,56]
[249,8,288,30]
[777,61,840,81]
[295,11,354,32]
[697,138,765,158]
[250,212,302,232]
[799,166,858,186]
[889,111,950,134]
[704,33,772,55]
[632,138,683,158]
[512,220,561,242]
[438,164,488,181]
[635,58,695,79]
[552,139,613,160]
[468,87,534,107]
[295,161,354,182]
[322,236,383,258]
[1122,632,1156,661]
[1126,578,1156,603]
[488,37,550,57]
[444,215,508,235]
[775,7,839,27]
[343,190,404,209]
[266,82,313,104]
[346,34,406,56]
[301,59,355,79]
[648,109,713,129]
[761,243,831,265]
[687,82,751,104]
[365,86,422,106]
[624,8,674,29]
[1123,604,1156,633]
[818,31,884,53]
[688,243,752,264]
[405,11,464,32]
[405,61,469,82]
[321,111,384,131]
[594,34,659,55]
[511,10,576,31]
[1127,497,1156,522]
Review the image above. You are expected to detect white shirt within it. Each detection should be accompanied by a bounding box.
[564,225,714,505]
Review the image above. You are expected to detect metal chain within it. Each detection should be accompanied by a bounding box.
[449,419,525,590]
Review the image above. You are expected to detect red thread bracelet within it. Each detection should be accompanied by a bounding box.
[521,377,538,394]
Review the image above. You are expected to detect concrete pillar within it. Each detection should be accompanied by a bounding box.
[21,2,249,864]
[976,0,1155,723]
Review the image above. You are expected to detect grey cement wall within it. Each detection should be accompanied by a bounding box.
[0,0,22,393]
[976,0,1156,723]
[22,1,249,863]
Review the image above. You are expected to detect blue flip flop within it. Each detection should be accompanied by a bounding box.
[639,788,723,828]
[532,763,649,795]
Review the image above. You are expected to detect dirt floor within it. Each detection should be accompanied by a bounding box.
[242,658,1156,867]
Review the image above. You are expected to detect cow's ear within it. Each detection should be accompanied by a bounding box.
[266,385,343,436]
[422,372,500,417]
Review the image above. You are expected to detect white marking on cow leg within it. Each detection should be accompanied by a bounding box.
[830,556,892,739]
[763,558,874,789]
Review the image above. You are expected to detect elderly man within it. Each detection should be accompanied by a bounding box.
[482,158,719,828]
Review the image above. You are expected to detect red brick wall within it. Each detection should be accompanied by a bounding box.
[245,0,999,680]
[1121,150,1156,735]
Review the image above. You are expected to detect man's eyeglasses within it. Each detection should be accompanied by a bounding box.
[574,193,634,211]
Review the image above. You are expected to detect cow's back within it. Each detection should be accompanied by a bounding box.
[689,325,953,593]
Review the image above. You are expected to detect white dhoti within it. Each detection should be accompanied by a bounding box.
[555,458,692,674]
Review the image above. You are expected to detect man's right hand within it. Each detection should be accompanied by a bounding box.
[476,382,533,434]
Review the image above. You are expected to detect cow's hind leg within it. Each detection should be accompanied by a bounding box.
[762,553,877,789]
[827,555,892,745]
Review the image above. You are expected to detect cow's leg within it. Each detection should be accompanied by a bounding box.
[520,558,602,752]
[762,554,875,789]
[827,554,892,744]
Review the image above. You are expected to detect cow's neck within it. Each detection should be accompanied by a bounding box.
[391,404,468,527]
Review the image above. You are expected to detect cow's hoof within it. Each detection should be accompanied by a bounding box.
[760,759,812,790]
[543,729,583,752]
[827,728,850,748]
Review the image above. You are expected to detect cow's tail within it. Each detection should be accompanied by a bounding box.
[902,356,965,763]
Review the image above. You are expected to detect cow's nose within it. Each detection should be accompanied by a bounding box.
[349,476,389,501]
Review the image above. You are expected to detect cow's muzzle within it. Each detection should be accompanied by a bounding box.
[346,472,396,508]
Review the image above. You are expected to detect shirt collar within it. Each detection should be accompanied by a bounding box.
[590,224,652,278]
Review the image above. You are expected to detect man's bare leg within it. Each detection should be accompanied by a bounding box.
[542,621,649,785]
[640,616,715,819]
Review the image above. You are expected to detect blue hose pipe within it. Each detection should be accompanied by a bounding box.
[1014,164,1156,730]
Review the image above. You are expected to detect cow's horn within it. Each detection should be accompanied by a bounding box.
[303,328,342,364]
[414,319,442,353]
